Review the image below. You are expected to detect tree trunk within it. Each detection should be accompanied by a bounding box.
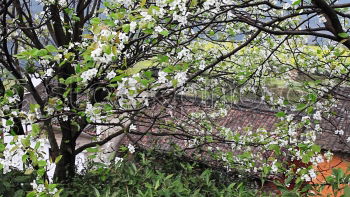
[53,124,76,183]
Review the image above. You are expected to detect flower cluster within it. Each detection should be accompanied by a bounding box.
[81,68,98,83]
[85,103,104,123]
[128,144,135,154]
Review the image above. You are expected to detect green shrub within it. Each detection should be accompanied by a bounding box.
[60,151,261,197]
[0,170,35,197]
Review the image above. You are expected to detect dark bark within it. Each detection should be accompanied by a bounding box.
[53,122,76,183]
[54,144,76,183]
[312,0,350,49]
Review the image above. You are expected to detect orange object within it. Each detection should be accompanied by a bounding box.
[312,154,350,197]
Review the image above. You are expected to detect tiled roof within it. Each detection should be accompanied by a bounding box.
[219,108,278,132]
[24,83,350,154]
[124,95,350,154]
[317,97,350,153]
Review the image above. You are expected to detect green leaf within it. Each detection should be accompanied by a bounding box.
[163,67,173,73]
[48,184,57,190]
[282,191,299,197]
[276,111,286,118]
[13,189,25,197]
[34,49,48,57]
[55,155,63,164]
[26,191,37,197]
[284,175,294,185]
[31,124,40,136]
[296,103,306,111]
[29,104,40,112]
[37,168,46,176]
[93,187,101,196]
[45,45,58,53]
[155,179,160,190]
[122,24,130,33]
[165,174,174,180]
[34,142,41,150]
[104,104,113,111]
[140,0,147,7]
[5,90,13,97]
[292,0,301,5]
[72,16,80,21]
[24,169,34,175]
[22,154,29,162]
[311,144,321,153]
[209,30,215,36]
[157,55,169,63]
[332,168,345,180]
[91,17,101,25]
[190,0,198,7]
[302,155,310,163]
[54,189,63,197]
[65,76,81,85]
[307,106,314,114]
[0,143,5,152]
[6,119,13,126]
[308,93,317,102]
[343,185,350,197]
[159,30,169,37]
[338,32,349,38]
[86,147,99,153]
[269,144,281,155]
[38,160,47,167]
[144,71,152,78]
[21,138,30,148]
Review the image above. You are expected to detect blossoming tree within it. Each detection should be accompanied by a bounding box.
[1,0,350,195]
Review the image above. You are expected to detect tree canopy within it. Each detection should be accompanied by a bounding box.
[1,0,350,195]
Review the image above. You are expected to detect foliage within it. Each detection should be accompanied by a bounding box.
[1,0,350,195]
[272,166,350,197]
[0,170,35,197]
[1,151,349,196]
[60,151,263,197]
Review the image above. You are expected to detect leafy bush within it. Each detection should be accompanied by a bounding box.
[60,151,263,197]
[0,170,35,197]
[2,151,349,196]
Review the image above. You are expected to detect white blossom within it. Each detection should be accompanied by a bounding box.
[199,60,206,70]
[158,71,168,83]
[154,26,164,33]
[100,29,112,37]
[301,174,311,182]
[115,157,123,164]
[130,21,137,33]
[91,47,103,61]
[119,32,129,43]
[324,151,333,161]
[45,68,54,77]
[31,180,46,193]
[114,0,133,8]
[128,144,135,153]
[334,129,344,135]
[106,71,116,80]
[140,11,153,22]
[58,0,67,7]
[347,137,350,143]
[8,95,20,104]
[174,71,187,86]
[85,103,103,122]
[313,111,322,120]
[81,68,98,83]
[129,124,137,131]
[316,155,324,164]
